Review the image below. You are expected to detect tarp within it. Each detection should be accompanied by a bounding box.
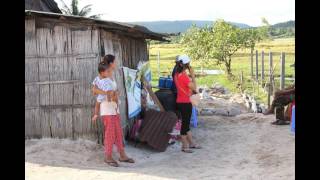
[123,67,141,119]
[137,61,151,82]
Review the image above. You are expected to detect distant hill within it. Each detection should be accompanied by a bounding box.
[270,20,295,38]
[129,20,251,34]
[271,20,295,28]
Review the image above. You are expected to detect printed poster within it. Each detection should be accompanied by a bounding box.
[123,67,141,118]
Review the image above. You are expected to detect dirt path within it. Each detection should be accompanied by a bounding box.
[25,112,295,180]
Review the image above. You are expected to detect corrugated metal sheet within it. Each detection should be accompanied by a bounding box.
[139,109,177,151]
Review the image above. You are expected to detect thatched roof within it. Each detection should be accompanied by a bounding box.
[25,0,62,14]
[25,10,168,41]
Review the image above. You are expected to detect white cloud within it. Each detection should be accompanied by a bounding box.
[56,0,294,26]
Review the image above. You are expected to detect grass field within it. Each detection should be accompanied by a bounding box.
[148,38,295,104]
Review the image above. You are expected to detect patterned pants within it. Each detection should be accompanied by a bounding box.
[102,115,124,157]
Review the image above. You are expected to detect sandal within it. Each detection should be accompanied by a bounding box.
[181,148,194,153]
[189,144,202,149]
[271,119,290,125]
[119,158,135,163]
[104,160,119,167]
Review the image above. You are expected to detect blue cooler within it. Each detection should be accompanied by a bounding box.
[159,77,166,88]
[165,78,173,89]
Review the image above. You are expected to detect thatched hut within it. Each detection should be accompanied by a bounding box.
[25,10,167,142]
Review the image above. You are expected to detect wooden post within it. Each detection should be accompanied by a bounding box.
[280,52,285,90]
[269,52,273,81]
[267,83,271,108]
[250,49,254,78]
[261,51,264,81]
[157,51,160,78]
[255,50,258,81]
[240,71,243,92]
[268,52,273,108]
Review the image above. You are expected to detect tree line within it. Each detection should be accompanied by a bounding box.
[180,19,271,76]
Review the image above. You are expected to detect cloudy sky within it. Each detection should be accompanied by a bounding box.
[56,0,294,26]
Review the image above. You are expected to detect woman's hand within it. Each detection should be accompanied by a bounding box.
[92,114,98,122]
[111,91,119,102]
[188,66,195,78]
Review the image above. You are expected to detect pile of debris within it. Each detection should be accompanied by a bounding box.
[198,84,267,116]
[200,83,229,96]
[241,93,267,114]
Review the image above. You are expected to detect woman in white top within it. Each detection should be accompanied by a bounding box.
[92,55,134,167]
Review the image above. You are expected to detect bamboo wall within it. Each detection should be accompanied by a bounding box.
[25,16,148,142]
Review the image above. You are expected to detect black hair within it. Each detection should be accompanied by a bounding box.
[98,61,109,73]
[103,54,115,65]
[176,60,189,73]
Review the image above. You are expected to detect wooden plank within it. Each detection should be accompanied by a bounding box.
[71,29,99,54]
[261,51,264,81]
[39,84,50,106]
[53,26,70,55]
[50,108,73,138]
[38,57,51,81]
[255,50,258,81]
[47,57,73,106]
[268,52,273,108]
[25,108,41,138]
[25,54,98,59]
[49,83,74,105]
[25,19,37,56]
[25,84,40,107]
[71,56,97,105]
[25,80,79,85]
[280,52,285,90]
[250,49,253,77]
[48,57,71,81]
[143,78,165,112]
[39,108,51,138]
[36,28,54,56]
[26,104,95,110]
[25,58,39,83]
[73,107,95,140]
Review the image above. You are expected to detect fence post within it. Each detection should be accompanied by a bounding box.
[261,51,264,81]
[268,52,273,108]
[157,51,160,78]
[240,70,243,92]
[255,50,258,81]
[280,52,285,90]
[251,49,254,78]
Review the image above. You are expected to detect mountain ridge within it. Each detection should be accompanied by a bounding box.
[128,20,295,34]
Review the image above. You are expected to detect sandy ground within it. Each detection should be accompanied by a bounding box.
[25,95,295,180]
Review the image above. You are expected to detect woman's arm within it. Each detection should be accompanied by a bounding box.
[188,66,197,93]
[92,85,114,96]
[188,82,197,92]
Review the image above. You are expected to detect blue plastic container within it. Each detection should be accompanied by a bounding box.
[159,77,166,88]
[291,105,295,133]
[165,78,173,89]
[191,107,198,128]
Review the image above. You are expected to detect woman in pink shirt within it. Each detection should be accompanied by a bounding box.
[174,55,201,153]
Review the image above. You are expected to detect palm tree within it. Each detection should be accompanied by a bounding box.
[59,0,102,19]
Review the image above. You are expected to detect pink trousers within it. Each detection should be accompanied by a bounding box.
[102,115,124,157]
